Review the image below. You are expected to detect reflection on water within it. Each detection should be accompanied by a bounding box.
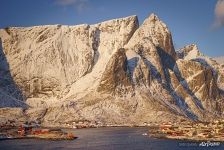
[0,127,223,150]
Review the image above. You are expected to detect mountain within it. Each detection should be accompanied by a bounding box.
[0,14,224,127]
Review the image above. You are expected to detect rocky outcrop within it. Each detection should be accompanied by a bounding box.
[177,44,224,90]
[125,14,175,85]
[0,14,223,127]
[97,48,133,96]
[129,14,176,60]
[176,44,224,116]
[176,44,203,60]
[125,31,165,83]
[175,60,220,112]
[0,108,26,126]
[0,37,27,107]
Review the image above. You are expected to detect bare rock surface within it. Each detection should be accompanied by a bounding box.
[214,56,224,64]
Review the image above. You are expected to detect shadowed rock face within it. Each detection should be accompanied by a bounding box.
[0,14,223,126]
[0,38,26,108]
[97,48,133,96]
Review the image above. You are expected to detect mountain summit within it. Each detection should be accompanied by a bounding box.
[0,14,223,126]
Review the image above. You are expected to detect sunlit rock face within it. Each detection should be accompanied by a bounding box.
[0,14,223,126]
[176,44,224,116]
[176,44,203,60]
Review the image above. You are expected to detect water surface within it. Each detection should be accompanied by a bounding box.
[0,127,223,150]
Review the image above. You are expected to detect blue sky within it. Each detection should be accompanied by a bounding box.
[0,0,224,56]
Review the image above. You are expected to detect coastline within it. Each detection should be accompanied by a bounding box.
[1,122,224,142]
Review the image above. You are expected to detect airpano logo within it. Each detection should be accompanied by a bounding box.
[179,141,221,147]
[199,141,220,147]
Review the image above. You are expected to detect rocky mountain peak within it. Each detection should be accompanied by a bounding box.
[140,13,177,60]
[177,44,203,60]
[148,13,160,21]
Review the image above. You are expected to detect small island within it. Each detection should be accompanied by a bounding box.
[0,123,77,140]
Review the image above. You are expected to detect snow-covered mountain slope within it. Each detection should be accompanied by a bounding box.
[0,14,223,127]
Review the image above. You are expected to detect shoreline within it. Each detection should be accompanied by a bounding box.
[1,125,224,142]
[1,118,224,142]
[0,126,77,141]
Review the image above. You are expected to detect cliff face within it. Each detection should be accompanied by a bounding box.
[176,45,224,116]
[177,44,202,60]
[0,15,138,101]
[97,48,133,96]
[0,14,223,126]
